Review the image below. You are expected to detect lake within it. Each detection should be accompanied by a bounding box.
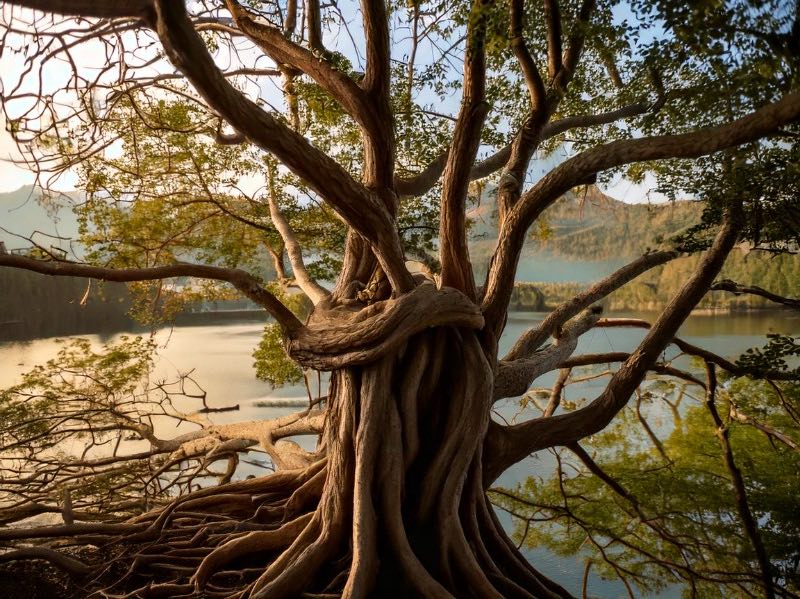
[1,309,798,597]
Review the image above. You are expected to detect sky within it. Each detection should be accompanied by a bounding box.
[0,4,665,204]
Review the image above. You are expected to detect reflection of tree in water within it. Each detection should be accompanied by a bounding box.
[0,270,132,341]
[493,374,800,598]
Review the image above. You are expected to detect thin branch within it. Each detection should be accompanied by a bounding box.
[594,318,799,381]
[704,363,775,599]
[504,250,679,361]
[544,368,571,417]
[710,279,800,310]
[728,404,799,451]
[266,170,330,304]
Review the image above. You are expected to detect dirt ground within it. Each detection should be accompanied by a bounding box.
[0,560,80,599]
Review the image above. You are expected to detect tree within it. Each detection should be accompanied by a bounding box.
[0,1,799,597]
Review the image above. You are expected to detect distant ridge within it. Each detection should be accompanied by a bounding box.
[0,185,81,254]
[468,184,702,263]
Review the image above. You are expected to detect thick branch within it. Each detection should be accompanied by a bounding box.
[0,254,304,334]
[289,282,483,369]
[493,308,601,400]
[0,547,92,576]
[512,0,546,110]
[3,0,153,19]
[151,0,413,294]
[542,0,562,80]
[553,0,595,91]
[482,91,800,336]
[485,208,740,480]
[306,0,322,50]
[541,101,651,139]
[438,0,490,297]
[495,0,550,226]
[359,0,395,190]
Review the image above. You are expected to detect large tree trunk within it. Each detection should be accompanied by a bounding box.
[236,327,569,599]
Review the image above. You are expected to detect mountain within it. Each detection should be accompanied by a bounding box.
[469,185,702,262]
[0,185,81,255]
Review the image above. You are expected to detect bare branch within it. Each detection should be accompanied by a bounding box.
[728,404,799,451]
[544,368,571,417]
[710,279,800,310]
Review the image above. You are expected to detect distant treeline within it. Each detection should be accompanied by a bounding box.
[0,269,133,341]
[512,249,800,312]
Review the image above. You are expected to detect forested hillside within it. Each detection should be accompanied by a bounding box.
[470,185,800,310]
[0,269,131,340]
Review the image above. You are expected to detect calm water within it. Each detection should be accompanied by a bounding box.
[1,310,798,597]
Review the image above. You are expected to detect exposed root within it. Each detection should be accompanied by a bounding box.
[192,514,312,590]
[0,546,92,576]
[1,329,577,599]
